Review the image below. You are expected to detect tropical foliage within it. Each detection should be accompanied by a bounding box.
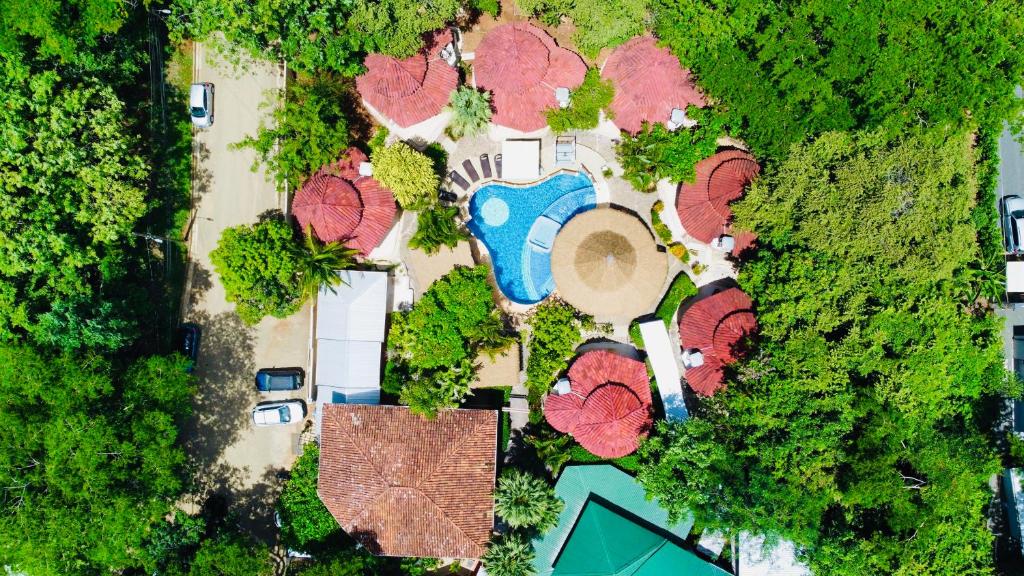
[409,205,469,255]
[371,142,439,210]
[546,69,614,133]
[446,86,493,140]
[278,444,341,550]
[494,469,564,532]
[516,0,649,57]
[615,107,726,191]
[187,532,275,576]
[235,75,351,192]
[295,229,360,300]
[386,266,513,416]
[481,533,537,576]
[524,300,591,410]
[638,130,1012,574]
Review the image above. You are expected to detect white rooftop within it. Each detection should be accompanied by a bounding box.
[315,270,388,342]
[639,319,688,421]
[502,138,541,182]
[314,339,382,394]
[1008,261,1024,293]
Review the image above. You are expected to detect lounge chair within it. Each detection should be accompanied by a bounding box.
[462,159,480,182]
[449,170,471,191]
[495,154,503,178]
[555,135,576,165]
[480,154,492,179]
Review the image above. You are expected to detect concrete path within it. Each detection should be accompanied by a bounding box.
[180,41,310,542]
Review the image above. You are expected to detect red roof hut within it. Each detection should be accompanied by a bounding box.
[293,147,397,256]
[473,22,587,132]
[676,150,760,256]
[544,350,653,458]
[678,287,756,396]
[356,30,459,128]
[601,36,706,134]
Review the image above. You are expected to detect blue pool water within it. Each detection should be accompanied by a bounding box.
[467,172,597,303]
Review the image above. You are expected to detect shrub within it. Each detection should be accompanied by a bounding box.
[371,142,439,209]
[655,272,697,326]
[470,0,501,16]
[447,87,493,139]
[524,300,591,409]
[481,533,536,576]
[546,69,614,133]
[524,426,574,475]
[409,205,469,254]
[494,470,564,533]
[669,243,689,262]
[278,444,340,551]
[188,532,274,576]
[628,321,644,350]
[649,200,674,244]
[616,107,726,191]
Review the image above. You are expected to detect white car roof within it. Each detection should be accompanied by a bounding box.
[189,84,205,108]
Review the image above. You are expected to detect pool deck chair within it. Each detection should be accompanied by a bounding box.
[480,154,492,179]
[495,154,503,178]
[449,170,471,191]
[462,159,481,182]
[555,135,576,165]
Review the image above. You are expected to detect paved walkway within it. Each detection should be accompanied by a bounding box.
[180,41,309,542]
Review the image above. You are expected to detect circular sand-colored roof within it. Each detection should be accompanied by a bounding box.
[551,208,668,321]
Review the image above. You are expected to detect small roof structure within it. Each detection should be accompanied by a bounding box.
[502,138,542,182]
[638,319,687,421]
[1008,260,1024,293]
[315,270,388,342]
[676,150,760,256]
[356,30,459,128]
[544,350,653,458]
[474,22,587,132]
[551,208,668,321]
[678,287,756,396]
[601,36,706,134]
[532,465,728,576]
[293,148,397,255]
[318,404,498,559]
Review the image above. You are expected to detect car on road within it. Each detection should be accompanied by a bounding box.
[1003,195,1024,253]
[252,400,306,427]
[189,82,214,128]
[255,367,304,392]
[176,323,201,373]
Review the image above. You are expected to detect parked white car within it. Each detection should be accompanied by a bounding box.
[252,400,305,427]
[189,82,214,128]
[1003,195,1024,254]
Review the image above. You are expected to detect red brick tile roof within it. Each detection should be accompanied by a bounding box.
[678,287,756,396]
[356,30,459,128]
[544,350,653,458]
[317,404,498,559]
[293,148,397,256]
[676,150,761,256]
[601,36,706,134]
[473,23,587,132]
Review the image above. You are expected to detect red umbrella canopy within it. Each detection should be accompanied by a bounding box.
[676,149,761,252]
[678,287,756,396]
[293,174,364,242]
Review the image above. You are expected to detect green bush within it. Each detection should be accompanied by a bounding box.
[278,444,340,551]
[371,142,439,209]
[668,243,689,262]
[187,532,274,576]
[481,533,536,576]
[524,300,591,410]
[655,272,697,326]
[546,69,614,133]
[616,107,726,191]
[447,86,493,139]
[628,321,644,350]
[494,469,564,532]
[568,443,640,473]
[516,0,649,57]
[409,205,469,255]
[649,200,674,244]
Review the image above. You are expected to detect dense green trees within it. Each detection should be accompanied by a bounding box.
[409,205,469,255]
[615,107,725,190]
[481,533,537,576]
[524,300,591,410]
[516,0,649,57]
[494,470,564,532]
[638,130,1009,575]
[546,69,614,133]
[188,532,275,576]
[279,444,341,550]
[0,347,195,574]
[651,0,1024,158]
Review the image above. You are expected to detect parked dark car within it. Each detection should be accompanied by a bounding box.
[255,367,304,392]
[177,323,201,373]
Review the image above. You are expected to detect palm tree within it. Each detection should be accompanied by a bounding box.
[294,226,359,300]
[481,533,536,576]
[494,469,564,533]
[446,86,492,139]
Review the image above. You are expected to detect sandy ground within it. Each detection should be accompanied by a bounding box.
[179,41,310,541]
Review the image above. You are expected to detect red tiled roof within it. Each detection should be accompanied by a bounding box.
[473,23,587,132]
[293,148,397,256]
[601,36,706,134]
[356,30,459,128]
[544,350,653,458]
[317,404,498,559]
[678,288,756,396]
[676,150,760,256]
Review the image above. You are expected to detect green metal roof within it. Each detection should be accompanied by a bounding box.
[533,465,725,576]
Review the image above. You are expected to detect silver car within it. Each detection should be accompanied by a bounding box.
[189,82,214,128]
[1004,195,1024,254]
[252,400,305,427]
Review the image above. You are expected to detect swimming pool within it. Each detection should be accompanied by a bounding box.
[468,172,597,303]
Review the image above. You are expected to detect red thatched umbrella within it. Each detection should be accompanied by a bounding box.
[676,149,760,255]
[678,287,757,396]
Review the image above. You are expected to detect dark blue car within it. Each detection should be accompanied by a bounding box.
[176,323,201,373]
[255,368,304,392]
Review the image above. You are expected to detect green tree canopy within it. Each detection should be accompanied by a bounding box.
[0,347,195,575]
[0,0,129,62]
[615,106,725,191]
[409,205,469,255]
[651,0,1024,158]
[524,300,590,410]
[546,69,614,133]
[371,142,439,210]
[638,130,1008,574]
[446,86,493,140]
[516,0,649,57]
[187,532,274,576]
[481,533,537,576]
[279,443,341,550]
[494,469,564,533]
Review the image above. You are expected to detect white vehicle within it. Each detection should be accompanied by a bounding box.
[189,82,214,128]
[1003,195,1024,254]
[252,400,305,427]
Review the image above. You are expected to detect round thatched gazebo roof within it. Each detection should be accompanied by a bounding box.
[550,208,668,321]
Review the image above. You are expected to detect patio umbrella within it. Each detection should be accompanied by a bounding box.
[551,208,668,321]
